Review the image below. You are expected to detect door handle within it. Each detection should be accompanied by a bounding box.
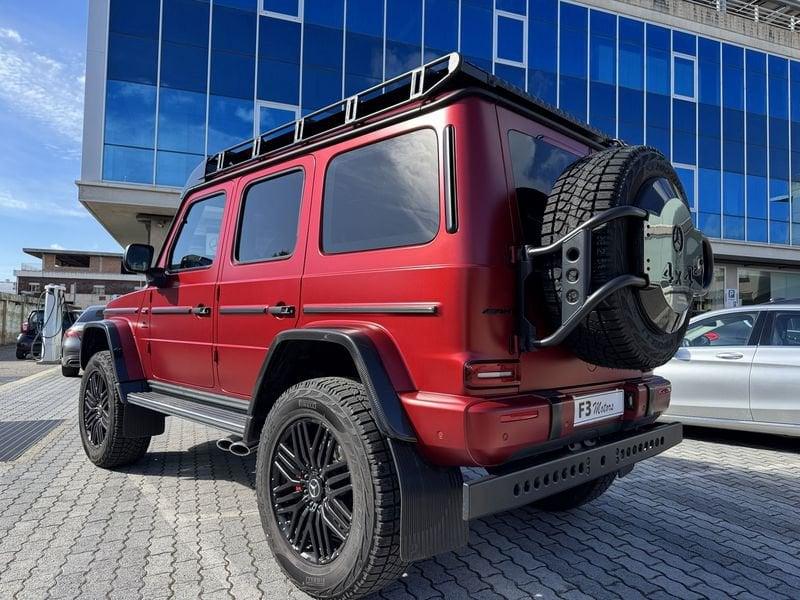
[268,304,295,317]
[192,305,212,316]
[716,352,744,360]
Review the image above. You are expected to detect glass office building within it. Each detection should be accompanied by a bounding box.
[80,0,800,309]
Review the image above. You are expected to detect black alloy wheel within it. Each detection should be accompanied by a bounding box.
[270,416,353,565]
[83,370,110,447]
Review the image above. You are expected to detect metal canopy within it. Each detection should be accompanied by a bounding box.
[686,0,800,32]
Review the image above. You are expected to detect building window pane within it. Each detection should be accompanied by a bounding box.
[107,33,158,85]
[162,0,209,47]
[461,1,492,67]
[424,0,458,60]
[156,151,204,187]
[237,170,304,262]
[212,5,257,54]
[104,81,156,149]
[211,51,256,99]
[322,129,439,253]
[257,103,297,134]
[675,165,696,214]
[207,96,254,154]
[261,0,299,17]
[306,0,343,28]
[157,88,206,154]
[110,0,160,38]
[497,15,524,64]
[673,55,695,99]
[103,145,154,184]
[160,41,209,93]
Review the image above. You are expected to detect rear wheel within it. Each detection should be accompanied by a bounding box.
[15,349,26,360]
[256,377,406,599]
[79,351,150,468]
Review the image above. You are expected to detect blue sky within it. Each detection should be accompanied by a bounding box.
[0,0,119,282]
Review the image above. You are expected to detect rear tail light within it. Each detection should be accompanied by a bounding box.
[464,360,520,388]
[21,322,28,333]
[64,328,80,339]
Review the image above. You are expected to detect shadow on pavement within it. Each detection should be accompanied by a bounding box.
[682,424,800,453]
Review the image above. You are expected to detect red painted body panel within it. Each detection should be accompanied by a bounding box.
[105,94,665,466]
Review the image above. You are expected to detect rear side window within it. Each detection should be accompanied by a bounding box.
[236,170,304,262]
[767,312,800,346]
[169,194,226,270]
[322,129,439,254]
[508,130,580,242]
[683,312,757,347]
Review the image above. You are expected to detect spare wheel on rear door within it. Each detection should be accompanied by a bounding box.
[537,145,711,371]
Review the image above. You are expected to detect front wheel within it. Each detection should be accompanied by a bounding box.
[255,377,406,599]
[79,351,150,468]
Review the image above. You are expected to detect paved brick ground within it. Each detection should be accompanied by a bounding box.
[1,371,799,599]
[0,344,56,386]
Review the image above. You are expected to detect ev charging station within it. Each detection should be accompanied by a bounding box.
[38,284,66,364]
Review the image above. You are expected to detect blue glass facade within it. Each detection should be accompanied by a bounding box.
[102,0,800,247]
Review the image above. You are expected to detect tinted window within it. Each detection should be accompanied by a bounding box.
[507,130,580,243]
[76,307,106,324]
[237,171,304,262]
[169,194,226,270]
[767,312,800,346]
[683,312,757,347]
[322,129,439,254]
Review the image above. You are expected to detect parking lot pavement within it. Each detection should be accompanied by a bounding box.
[0,344,56,386]
[2,372,800,600]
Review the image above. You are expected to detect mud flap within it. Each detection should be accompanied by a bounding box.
[388,440,468,562]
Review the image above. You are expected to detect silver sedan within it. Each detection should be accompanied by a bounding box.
[656,302,800,436]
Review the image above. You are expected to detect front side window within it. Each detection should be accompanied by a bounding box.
[683,312,757,347]
[322,129,439,254]
[767,312,800,346]
[507,130,580,243]
[169,194,226,270]
[237,170,304,262]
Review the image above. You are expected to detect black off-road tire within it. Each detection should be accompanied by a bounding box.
[534,472,617,511]
[15,349,26,360]
[256,377,406,599]
[79,351,150,468]
[539,145,690,370]
[62,365,80,378]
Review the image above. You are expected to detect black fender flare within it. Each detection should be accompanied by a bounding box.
[81,320,146,385]
[243,327,416,444]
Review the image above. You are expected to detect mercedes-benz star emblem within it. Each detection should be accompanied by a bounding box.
[672,225,684,253]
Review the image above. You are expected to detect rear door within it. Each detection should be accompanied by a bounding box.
[750,310,800,425]
[659,310,760,420]
[215,158,312,397]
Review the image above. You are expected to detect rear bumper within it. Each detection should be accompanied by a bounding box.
[400,375,672,466]
[463,422,682,520]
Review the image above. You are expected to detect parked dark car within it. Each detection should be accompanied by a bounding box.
[61,305,106,377]
[16,308,79,360]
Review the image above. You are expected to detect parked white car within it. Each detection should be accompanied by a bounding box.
[656,301,800,436]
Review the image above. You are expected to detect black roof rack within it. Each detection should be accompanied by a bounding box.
[184,52,615,191]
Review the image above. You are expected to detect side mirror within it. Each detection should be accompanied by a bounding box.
[123,243,154,274]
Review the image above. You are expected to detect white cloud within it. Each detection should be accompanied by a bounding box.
[0,28,22,43]
[0,188,88,219]
[0,29,84,144]
[49,243,65,250]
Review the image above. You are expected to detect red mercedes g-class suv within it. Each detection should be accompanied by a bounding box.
[78,54,712,599]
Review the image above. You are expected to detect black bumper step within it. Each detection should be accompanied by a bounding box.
[463,422,683,520]
[127,391,248,435]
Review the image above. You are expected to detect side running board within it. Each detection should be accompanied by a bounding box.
[127,388,248,435]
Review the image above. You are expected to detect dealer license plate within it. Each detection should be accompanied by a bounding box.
[573,390,624,426]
